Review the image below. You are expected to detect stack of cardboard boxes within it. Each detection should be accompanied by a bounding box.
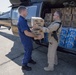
[51,8,64,14]
[44,13,52,27]
[62,7,72,27]
[31,17,44,40]
[72,7,76,28]
[64,7,76,49]
[52,7,76,49]
[61,7,76,28]
[51,8,57,14]
[72,14,76,27]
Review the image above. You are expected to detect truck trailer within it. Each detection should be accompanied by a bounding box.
[9,0,76,54]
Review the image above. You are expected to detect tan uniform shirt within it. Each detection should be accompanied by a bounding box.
[41,20,62,43]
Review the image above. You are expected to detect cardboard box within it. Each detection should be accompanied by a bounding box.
[63,7,72,14]
[72,7,76,14]
[71,21,76,28]
[63,21,71,27]
[51,8,60,14]
[61,21,64,26]
[72,14,76,21]
[51,8,64,14]
[32,29,41,34]
[64,14,72,21]
[44,13,52,27]
[31,17,44,27]
[59,8,64,14]
[61,15,64,21]
[31,28,44,40]
[51,7,71,15]
[44,13,52,22]
[31,17,44,39]
[51,9,56,14]
[32,30,44,40]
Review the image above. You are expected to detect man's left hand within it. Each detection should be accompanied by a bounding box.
[32,25,39,29]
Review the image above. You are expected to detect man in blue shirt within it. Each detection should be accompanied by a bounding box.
[17,6,42,71]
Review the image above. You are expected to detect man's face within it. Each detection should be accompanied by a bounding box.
[53,12,59,21]
[22,9,27,17]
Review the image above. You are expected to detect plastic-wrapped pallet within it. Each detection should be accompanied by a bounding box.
[65,28,76,48]
[65,36,75,48]
[60,27,68,37]
[59,27,68,47]
[68,28,76,37]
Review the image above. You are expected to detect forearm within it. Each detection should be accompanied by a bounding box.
[24,30,35,38]
[26,32,34,38]
[39,27,50,33]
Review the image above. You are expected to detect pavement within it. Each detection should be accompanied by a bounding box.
[0,26,76,75]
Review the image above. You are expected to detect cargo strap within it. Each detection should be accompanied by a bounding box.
[56,22,62,32]
[51,22,62,42]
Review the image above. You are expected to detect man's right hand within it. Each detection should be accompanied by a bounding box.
[34,35,42,40]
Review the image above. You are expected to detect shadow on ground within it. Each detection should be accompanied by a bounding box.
[0,31,76,75]
[0,31,24,66]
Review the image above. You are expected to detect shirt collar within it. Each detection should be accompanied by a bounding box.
[54,20,61,23]
[20,15,25,19]
[20,15,27,21]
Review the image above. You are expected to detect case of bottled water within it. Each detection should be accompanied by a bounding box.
[65,28,76,48]
[59,27,68,47]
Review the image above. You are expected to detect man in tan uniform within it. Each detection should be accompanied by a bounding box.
[33,11,62,71]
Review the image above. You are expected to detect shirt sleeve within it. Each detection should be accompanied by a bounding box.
[19,20,28,32]
[41,23,59,33]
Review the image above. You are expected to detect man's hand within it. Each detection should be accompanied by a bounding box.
[37,35,43,39]
[33,25,39,29]
[24,30,35,38]
[34,34,42,40]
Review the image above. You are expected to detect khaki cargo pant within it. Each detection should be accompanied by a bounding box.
[47,40,58,68]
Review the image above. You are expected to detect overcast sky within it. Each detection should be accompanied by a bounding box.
[0,0,11,12]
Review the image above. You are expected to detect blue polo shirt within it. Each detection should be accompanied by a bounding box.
[17,16,33,47]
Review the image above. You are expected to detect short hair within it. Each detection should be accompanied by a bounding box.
[18,6,26,14]
[55,10,62,19]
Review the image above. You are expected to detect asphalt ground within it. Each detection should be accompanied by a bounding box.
[0,26,76,75]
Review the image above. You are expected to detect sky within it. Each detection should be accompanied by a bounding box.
[0,0,11,12]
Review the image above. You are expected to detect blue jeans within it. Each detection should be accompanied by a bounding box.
[22,44,33,66]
